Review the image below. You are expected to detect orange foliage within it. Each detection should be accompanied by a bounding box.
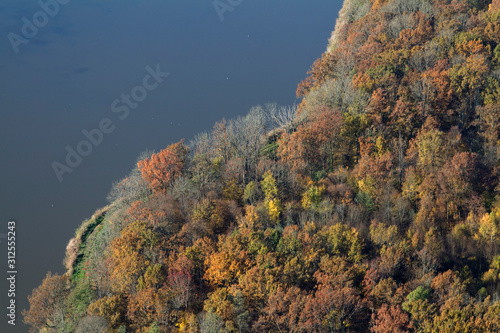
[127,286,171,329]
[278,106,343,175]
[371,304,410,333]
[297,52,336,97]
[396,13,433,49]
[87,295,126,329]
[108,221,166,294]
[137,140,188,192]
[23,273,69,331]
[127,193,184,230]
[490,0,500,11]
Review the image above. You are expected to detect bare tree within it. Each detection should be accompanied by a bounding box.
[212,106,269,183]
[266,103,297,132]
[199,312,224,333]
[303,77,369,117]
[190,131,215,158]
[382,0,433,16]
[410,41,438,72]
[75,316,109,333]
[170,176,200,213]
[107,167,151,207]
[387,13,416,39]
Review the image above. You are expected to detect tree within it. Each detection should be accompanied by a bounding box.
[262,171,282,225]
[402,286,435,331]
[316,224,364,263]
[256,286,307,333]
[415,127,445,173]
[107,167,151,207]
[422,60,454,126]
[127,192,184,232]
[243,181,262,206]
[371,304,410,333]
[474,208,500,259]
[482,255,500,297]
[75,315,109,333]
[299,259,366,333]
[87,295,127,329]
[438,152,480,221]
[370,277,398,309]
[168,268,193,310]
[449,54,489,125]
[108,221,165,294]
[370,221,400,249]
[352,150,394,206]
[199,311,224,333]
[192,199,231,235]
[416,227,442,277]
[204,233,250,288]
[430,270,467,310]
[23,273,69,332]
[475,104,500,165]
[297,52,336,97]
[491,0,500,11]
[480,298,500,332]
[278,106,343,175]
[267,102,297,131]
[138,140,189,192]
[127,286,171,330]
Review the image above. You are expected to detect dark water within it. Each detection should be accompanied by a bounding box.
[0,0,341,331]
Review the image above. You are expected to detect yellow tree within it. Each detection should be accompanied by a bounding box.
[482,256,500,296]
[108,221,164,294]
[204,234,251,288]
[261,171,282,225]
[475,208,500,259]
[87,295,126,329]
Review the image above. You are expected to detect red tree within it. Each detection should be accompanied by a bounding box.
[138,140,188,192]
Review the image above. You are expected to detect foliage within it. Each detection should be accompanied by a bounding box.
[138,140,189,192]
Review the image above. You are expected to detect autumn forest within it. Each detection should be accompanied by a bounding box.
[24,0,500,332]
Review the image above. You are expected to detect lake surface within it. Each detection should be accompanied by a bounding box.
[0,0,341,330]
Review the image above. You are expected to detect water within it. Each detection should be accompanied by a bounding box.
[0,0,341,331]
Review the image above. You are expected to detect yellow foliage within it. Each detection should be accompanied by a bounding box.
[371,0,389,11]
[242,205,261,230]
[203,288,233,321]
[177,312,199,333]
[416,129,444,171]
[450,54,489,95]
[204,251,234,288]
[482,77,500,106]
[301,183,325,209]
[357,176,377,199]
[370,221,400,248]
[108,221,161,294]
[375,136,387,156]
[266,198,282,224]
[475,211,499,244]
[87,295,125,328]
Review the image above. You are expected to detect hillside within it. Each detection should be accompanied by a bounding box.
[25,0,500,332]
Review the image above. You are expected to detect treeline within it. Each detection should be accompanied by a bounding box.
[24,0,500,332]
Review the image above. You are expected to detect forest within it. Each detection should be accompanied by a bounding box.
[24,0,500,332]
